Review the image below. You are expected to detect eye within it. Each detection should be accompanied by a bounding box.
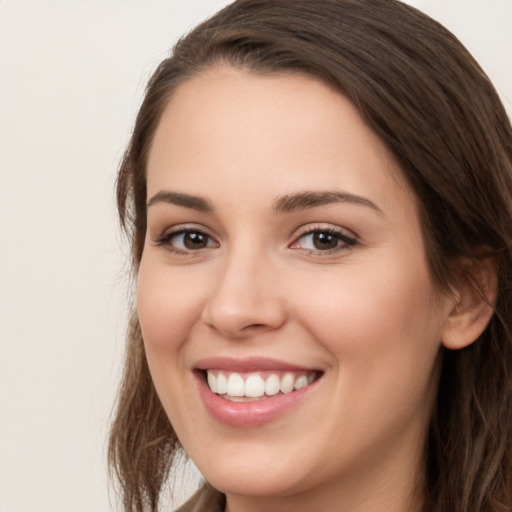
[155,228,218,254]
[290,228,356,253]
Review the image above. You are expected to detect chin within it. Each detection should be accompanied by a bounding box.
[199,458,311,499]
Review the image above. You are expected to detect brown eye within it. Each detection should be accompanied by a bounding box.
[311,232,339,250]
[159,229,218,252]
[292,228,357,253]
[182,231,209,249]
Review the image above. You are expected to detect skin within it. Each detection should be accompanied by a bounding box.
[137,66,460,512]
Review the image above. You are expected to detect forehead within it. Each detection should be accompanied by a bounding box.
[146,65,414,216]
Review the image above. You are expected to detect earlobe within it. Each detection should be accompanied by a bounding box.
[441,255,498,350]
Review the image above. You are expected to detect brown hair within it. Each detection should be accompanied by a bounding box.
[109,0,512,510]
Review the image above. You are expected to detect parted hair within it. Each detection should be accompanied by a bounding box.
[109,1,512,511]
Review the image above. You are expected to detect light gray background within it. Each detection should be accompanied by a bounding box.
[0,1,510,511]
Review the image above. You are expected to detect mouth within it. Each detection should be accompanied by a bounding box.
[193,357,323,427]
[203,369,320,402]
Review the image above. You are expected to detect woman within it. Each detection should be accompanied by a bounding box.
[109,0,512,511]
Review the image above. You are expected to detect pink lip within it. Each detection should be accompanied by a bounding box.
[193,357,321,428]
[194,356,317,373]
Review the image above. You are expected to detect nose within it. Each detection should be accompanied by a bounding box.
[201,249,287,339]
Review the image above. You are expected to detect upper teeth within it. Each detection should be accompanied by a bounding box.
[206,370,316,399]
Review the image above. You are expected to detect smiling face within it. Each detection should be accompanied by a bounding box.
[137,66,455,511]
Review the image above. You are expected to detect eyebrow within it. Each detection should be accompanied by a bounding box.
[146,189,382,215]
[272,191,382,215]
[147,190,213,212]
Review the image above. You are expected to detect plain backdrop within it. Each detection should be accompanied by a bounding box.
[0,1,510,511]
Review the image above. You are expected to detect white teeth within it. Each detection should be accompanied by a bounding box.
[207,372,216,391]
[245,375,265,397]
[206,370,317,398]
[280,373,295,394]
[227,373,244,397]
[265,374,280,396]
[216,372,227,394]
[294,375,309,390]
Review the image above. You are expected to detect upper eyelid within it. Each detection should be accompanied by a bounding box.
[152,227,219,256]
[288,224,359,254]
[150,226,220,253]
[150,222,358,246]
[153,223,216,238]
[291,223,357,240]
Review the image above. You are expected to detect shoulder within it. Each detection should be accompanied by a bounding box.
[176,483,225,512]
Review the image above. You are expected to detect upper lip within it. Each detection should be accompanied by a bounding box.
[194,356,320,373]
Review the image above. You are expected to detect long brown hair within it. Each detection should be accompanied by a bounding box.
[109,1,512,510]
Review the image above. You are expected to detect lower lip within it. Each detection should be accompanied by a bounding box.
[195,372,319,428]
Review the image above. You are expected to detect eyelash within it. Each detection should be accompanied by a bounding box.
[291,227,357,255]
[153,226,357,256]
[153,228,218,256]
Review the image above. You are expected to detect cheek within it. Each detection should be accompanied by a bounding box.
[291,257,443,392]
[136,257,208,429]
[291,266,443,456]
[136,258,205,356]
[304,251,438,341]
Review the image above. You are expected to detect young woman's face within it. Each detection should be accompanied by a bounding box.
[138,67,454,509]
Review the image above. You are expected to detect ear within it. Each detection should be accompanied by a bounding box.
[441,255,498,350]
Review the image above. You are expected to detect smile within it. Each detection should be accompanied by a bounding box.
[194,359,323,427]
[206,370,318,401]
